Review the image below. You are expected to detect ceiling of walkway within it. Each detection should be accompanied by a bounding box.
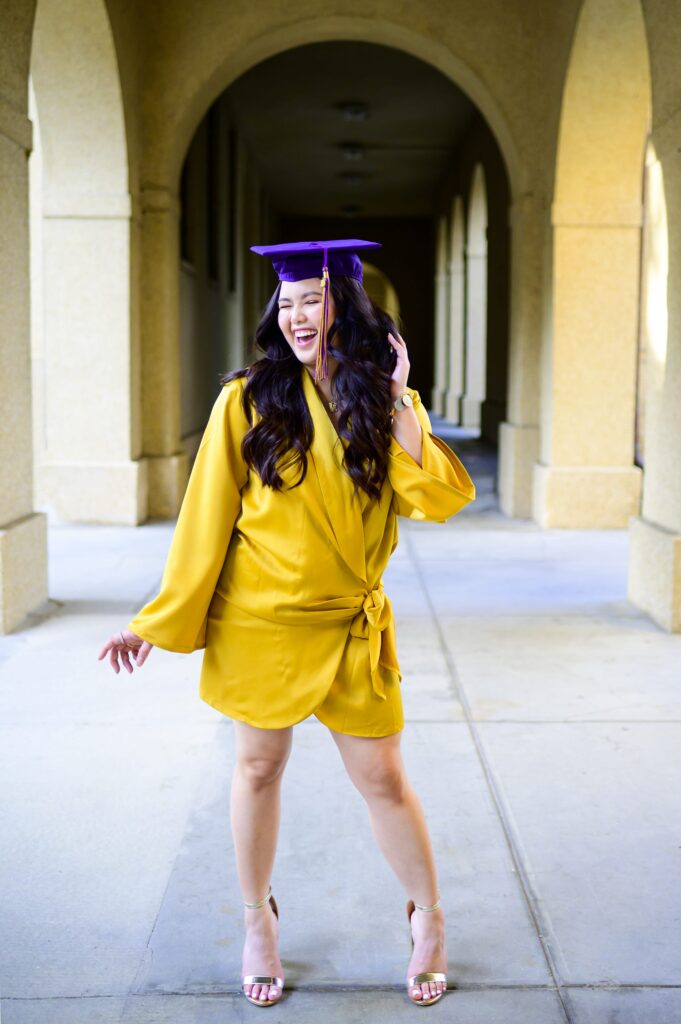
[227,42,477,218]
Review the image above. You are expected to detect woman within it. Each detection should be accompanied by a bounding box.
[98,239,475,1009]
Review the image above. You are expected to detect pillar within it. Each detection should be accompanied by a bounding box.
[0,100,48,632]
[628,128,681,631]
[445,197,465,423]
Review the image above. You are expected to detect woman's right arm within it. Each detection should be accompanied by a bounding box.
[99,378,250,670]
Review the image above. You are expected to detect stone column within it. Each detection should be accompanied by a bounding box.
[431,216,448,415]
[140,185,189,518]
[461,168,488,429]
[33,188,148,524]
[498,193,544,518]
[445,197,465,423]
[533,198,643,527]
[628,125,681,631]
[0,99,48,632]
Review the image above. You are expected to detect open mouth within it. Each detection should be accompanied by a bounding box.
[294,330,317,347]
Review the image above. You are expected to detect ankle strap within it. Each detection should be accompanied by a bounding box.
[414,896,441,912]
[243,884,272,909]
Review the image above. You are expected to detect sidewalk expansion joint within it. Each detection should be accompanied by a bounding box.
[404,527,574,1024]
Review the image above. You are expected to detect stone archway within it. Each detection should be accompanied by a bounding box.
[136,17,521,515]
[30,0,143,525]
[533,0,652,528]
[362,262,401,324]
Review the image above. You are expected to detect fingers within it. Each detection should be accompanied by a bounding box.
[108,643,120,675]
[135,641,153,667]
[99,631,152,673]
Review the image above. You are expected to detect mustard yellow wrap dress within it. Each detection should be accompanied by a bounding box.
[128,369,475,736]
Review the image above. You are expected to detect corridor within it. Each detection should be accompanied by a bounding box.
[1,464,679,1023]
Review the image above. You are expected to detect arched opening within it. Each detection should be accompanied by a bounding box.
[535,0,652,528]
[362,262,401,324]
[172,40,511,481]
[29,0,141,524]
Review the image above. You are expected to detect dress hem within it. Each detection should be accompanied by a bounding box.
[199,691,404,738]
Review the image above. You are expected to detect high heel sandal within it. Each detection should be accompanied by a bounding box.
[406,896,448,1007]
[242,884,285,1008]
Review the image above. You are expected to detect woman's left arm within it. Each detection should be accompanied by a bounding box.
[386,331,476,522]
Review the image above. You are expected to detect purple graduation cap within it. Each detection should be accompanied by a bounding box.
[250,239,382,381]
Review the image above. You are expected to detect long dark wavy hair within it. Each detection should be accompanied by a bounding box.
[221,276,400,501]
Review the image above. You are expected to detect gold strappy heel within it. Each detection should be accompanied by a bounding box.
[242,884,285,1008]
[406,895,448,1007]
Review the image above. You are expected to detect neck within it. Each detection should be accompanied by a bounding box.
[304,363,336,400]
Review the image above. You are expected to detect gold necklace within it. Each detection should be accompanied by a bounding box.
[315,381,337,413]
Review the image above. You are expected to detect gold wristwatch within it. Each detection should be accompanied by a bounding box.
[391,390,414,414]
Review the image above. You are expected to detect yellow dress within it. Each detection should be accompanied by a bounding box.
[127,369,475,736]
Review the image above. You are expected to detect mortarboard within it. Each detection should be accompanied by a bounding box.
[250,239,382,381]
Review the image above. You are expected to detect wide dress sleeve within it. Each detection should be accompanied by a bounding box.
[387,388,475,520]
[127,379,249,653]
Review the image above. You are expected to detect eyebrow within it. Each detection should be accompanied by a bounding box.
[278,291,321,302]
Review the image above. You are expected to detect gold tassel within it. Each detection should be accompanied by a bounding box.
[315,264,330,381]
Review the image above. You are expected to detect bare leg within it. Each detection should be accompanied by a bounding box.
[231,720,293,1004]
[328,727,447,1003]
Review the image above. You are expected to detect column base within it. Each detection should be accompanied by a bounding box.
[533,464,642,528]
[444,389,462,423]
[37,460,149,525]
[0,513,48,634]
[461,396,481,429]
[146,453,189,519]
[429,386,446,417]
[498,422,539,518]
[480,398,505,446]
[628,516,681,632]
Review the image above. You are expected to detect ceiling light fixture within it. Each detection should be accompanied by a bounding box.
[339,142,366,161]
[338,171,369,186]
[338,101,369,122]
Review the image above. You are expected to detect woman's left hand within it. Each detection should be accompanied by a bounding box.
[388,332,410,399]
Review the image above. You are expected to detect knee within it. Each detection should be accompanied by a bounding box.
[355,758,407,804]
[238,754,288,790]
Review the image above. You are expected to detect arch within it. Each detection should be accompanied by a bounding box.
[161,18,520,198]
[362,261,401,324]
[461,165,488,429]
[445,196,466,422]
[29,0,145,524]
[534,0,652,528]
[141,20,519,513]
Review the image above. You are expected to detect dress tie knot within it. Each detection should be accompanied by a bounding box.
[349,584,393,700]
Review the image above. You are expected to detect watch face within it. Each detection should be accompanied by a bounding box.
[402,393,413,407]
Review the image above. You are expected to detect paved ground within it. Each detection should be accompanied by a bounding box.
[2,439,681,1023]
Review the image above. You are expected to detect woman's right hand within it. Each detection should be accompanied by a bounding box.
[98,629,154,675]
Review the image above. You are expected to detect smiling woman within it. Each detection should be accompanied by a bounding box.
[98,237,475,1010]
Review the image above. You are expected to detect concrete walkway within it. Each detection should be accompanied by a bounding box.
[2,456,681,1023]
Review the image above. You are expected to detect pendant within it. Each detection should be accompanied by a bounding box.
[329,400,337,412]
